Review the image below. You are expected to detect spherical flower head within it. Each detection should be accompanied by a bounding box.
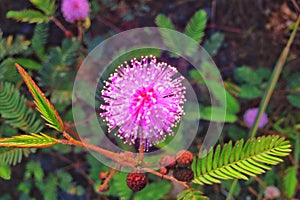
[61,0,90,23]
[243,107,268,128]
[100,56,186,151]
[264,185,280,199]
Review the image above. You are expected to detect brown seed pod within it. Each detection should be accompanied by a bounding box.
[126,172,147,191]
[173,168,194,182]
[159,167,169,175]
[175,150,194,167]
[159,155,177,168]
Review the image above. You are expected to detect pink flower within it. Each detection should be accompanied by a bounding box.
[264,185,280,199]
[100,56,186,151]
[243,107,268,128]
[61,0,90,23]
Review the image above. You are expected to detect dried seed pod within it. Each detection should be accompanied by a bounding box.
[173,168,194,182]
[126,172,147,191]
[175,150,194,167]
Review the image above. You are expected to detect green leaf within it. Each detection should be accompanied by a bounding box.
[25,161,44,182]
[30,0,55,15]
[177,188,208,200]
[0,82,44,133]
[200,106,237,122]
[155,14,181,57]
[227,126,247,142]
[225,90,240,114]
[203,32,224,56]
[15,58,41,70]
[16,64,64,132]
[0,133,58,148]
[112,172,132,199]
[155,14,175,30]
[32,23,49,61]
[6,10,50,24]
[283,166,297,198]
[0,165,11,180]
[134,181,171,200]
[39,38,79,89]
[0,32,30,60]
[192,136,291,185]
[287,73,300,108]
[234,66,261,84]
[0,148,30,166]
[184,10,207,43]
[238,84,263,99]
[287,94,300,108]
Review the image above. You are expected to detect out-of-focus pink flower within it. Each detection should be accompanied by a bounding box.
[61,0,90,23]
[100,56,186,151]
[243,107,268,128]
[264,185,280,199]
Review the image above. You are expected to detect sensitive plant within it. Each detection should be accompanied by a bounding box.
[61,0,90,23]
[100,56,186,151]
[0,1,300,199]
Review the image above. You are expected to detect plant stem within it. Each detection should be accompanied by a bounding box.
[295,131,299,169]
[249,15,300,138]
[60,134,190,188]
[227,15,300,200]
[50,16,72,36]
[142,167,189,189]
[226,179,237,200]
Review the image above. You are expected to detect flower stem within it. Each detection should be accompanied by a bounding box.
[50,16,72,36]
[59,132,189,189]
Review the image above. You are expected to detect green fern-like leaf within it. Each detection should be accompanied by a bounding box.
[155,14,181,56]
[0,133,58,148]
[0,148,30,166]
[30,0,55,16]
[6,10,50,24]
[32,23,49,61]
[192,135,291,185]
[283,166,297,198]
[16,64,64,132]
[39,38,79,89]
[155,14,175,30]
[177,188,208,200]
[203,32,224,56]
[184,10,207,43]
[0,82,44,133]
[0,59,21,83]
[0,32,31,60]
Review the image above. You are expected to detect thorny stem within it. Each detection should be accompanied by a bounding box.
[142,168,189,189]
[59,131,190,189]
